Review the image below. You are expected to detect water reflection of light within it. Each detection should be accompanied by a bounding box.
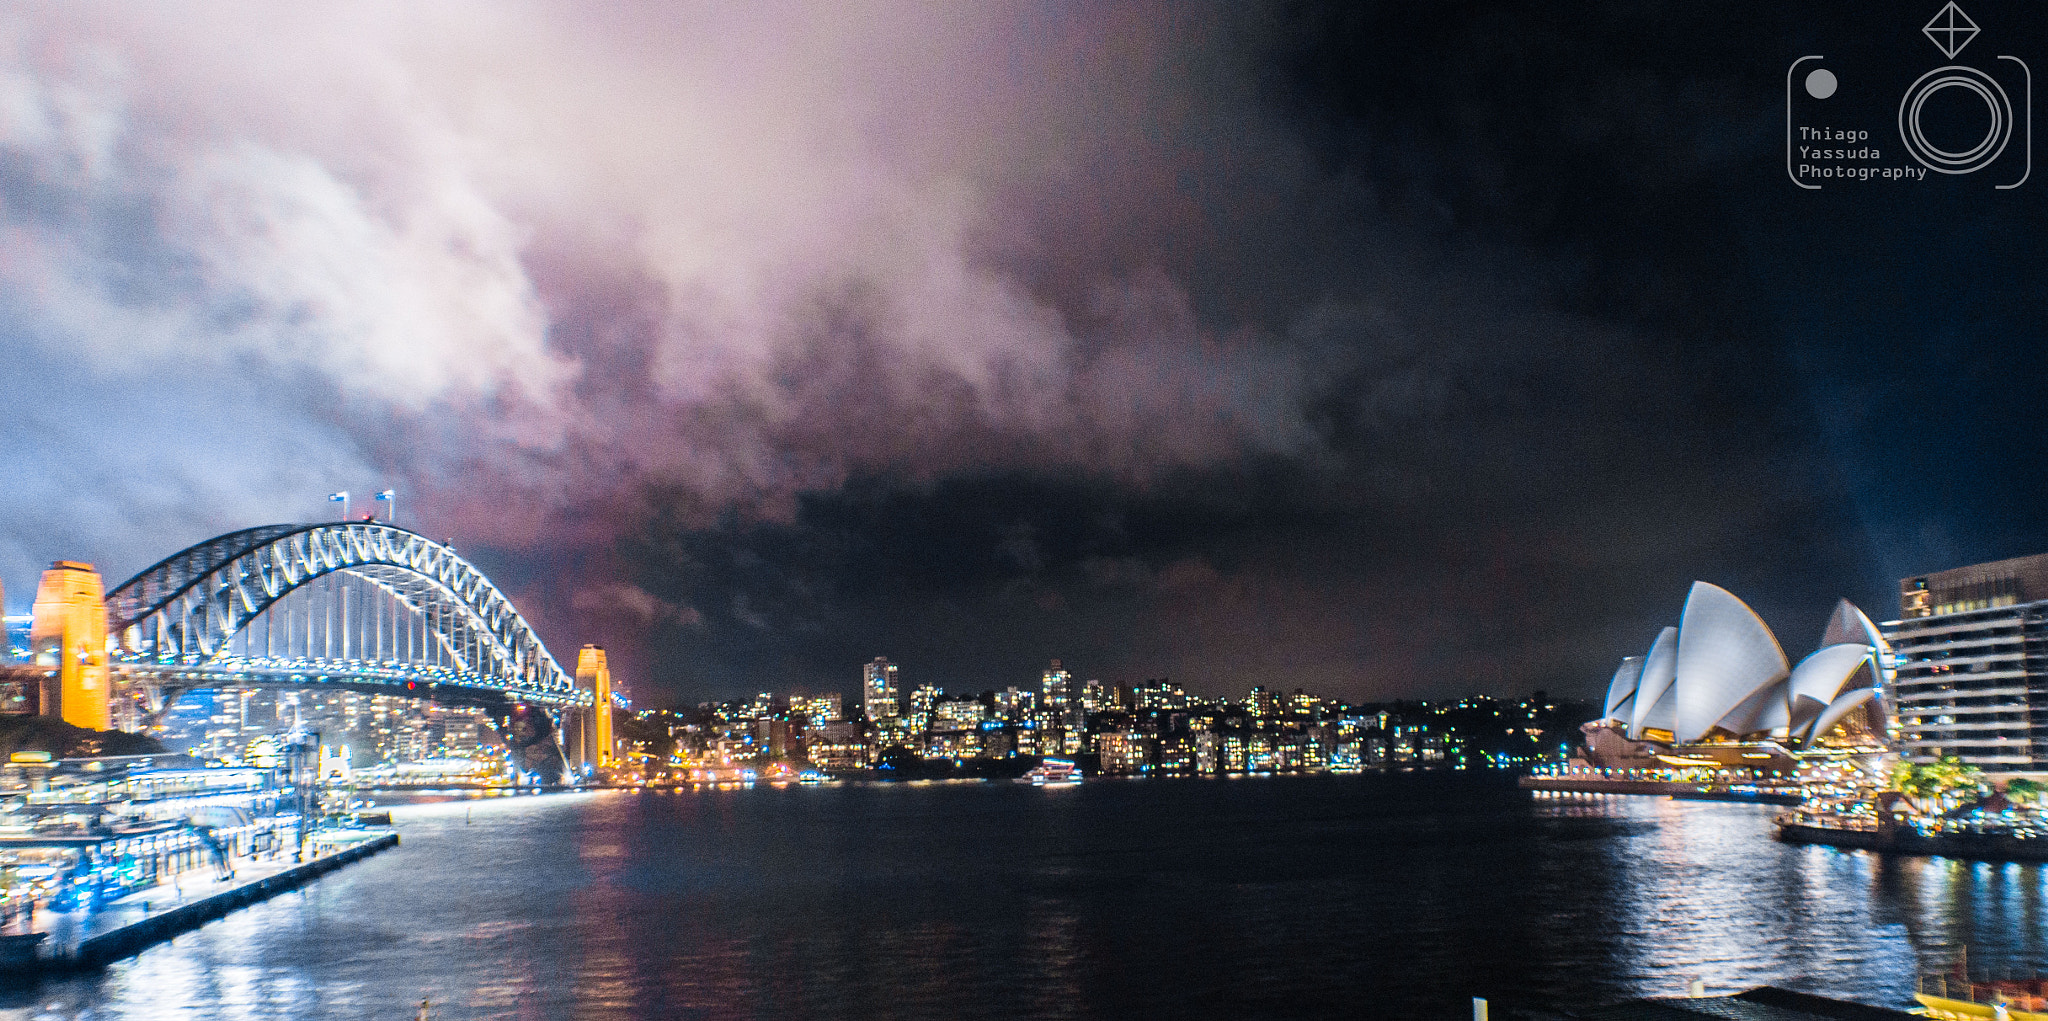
[1533,793,2048,1005]
[26,782,2048,1018]
[1024,899,1085,1021]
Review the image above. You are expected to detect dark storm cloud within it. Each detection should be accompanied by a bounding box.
[0,2,2038,705]
[610,1,2042,702]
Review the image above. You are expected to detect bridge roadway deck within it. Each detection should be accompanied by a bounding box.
[0,830,399,971]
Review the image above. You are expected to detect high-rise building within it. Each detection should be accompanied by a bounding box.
[1246,685,1278,719]
[1041,659,1072,711]
[863,657,900,722]
[1081,678,1107,712]
[1038,660,1072,754]
[1887,553,2048,775]
[908,683,940,732]
[995,686,1034,722]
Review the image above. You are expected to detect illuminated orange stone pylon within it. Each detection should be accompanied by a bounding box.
[577,644,614,767]
[29,561,111,731]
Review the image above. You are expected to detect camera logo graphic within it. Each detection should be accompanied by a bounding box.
[1787,2,2031,190]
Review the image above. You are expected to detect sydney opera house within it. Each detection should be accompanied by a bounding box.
[1580,582,1892,772]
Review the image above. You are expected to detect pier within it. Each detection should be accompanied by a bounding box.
[1775,818,2048,863]
[0,831,398,972]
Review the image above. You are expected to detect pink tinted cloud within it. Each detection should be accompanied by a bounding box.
[0,1,1312,579]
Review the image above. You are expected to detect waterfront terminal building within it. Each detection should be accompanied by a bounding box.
[1886,552,2048,777]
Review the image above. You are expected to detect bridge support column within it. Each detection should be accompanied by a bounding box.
[562,705,587,773]
[29,561,111,731]
[575,645,614,771]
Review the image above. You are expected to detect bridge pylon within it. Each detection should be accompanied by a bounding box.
[567,645,616,775]
[29,561,111,731]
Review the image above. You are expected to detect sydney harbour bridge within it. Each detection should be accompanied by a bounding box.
[18,521,621,783]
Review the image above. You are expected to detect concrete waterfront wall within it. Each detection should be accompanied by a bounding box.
[1519,776,1802,804]
[1776,822,2048,862]
[1519,776,1703,796]
[44,832,401,972]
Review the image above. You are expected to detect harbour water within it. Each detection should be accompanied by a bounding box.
[1,773,2044,1019]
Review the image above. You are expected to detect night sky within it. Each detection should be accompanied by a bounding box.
[0,2,2042,706]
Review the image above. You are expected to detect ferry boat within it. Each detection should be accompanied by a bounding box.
[1020,759,1082,786]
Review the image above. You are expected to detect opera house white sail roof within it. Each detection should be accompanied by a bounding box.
[1601,582,1888,750]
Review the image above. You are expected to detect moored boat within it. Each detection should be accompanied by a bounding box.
[1915,960,2048,1018]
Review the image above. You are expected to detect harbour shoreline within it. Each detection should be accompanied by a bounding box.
[1775,820,2048,862]
[1518,775,1802,804]
[0,831,400,974]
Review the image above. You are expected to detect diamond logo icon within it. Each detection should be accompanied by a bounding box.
[1923,2,1980,59]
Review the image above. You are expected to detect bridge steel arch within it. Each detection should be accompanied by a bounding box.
[104,522,587,709]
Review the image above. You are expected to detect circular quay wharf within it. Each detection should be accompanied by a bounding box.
[0,521,633,975]
[0,753,398,973]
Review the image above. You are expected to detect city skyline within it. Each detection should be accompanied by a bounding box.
[630,663,1575,780]
[0,3,2041,712]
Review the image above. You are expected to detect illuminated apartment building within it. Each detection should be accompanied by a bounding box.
[1246,685,1278,720]
[806,721,866,771]
[1097,731,1153,774]
[862,657,900,722]
[1157,734,1196,774]
[924,727,983,763]
[1012,721,1039,757]
[994,686,1034,722]
[1038,660,1072,753]
[907,684,940,733]
[1887,552,2048,775]
[1081,678,1115,712]
[1041,660,1072,711]
[1132,679,1187,710]
[793,693,842,726]
[933,696,987,729]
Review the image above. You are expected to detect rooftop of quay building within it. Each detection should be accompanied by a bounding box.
[0,754,279,850]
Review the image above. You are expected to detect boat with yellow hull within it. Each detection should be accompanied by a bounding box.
[1914,969,2048,1019]
[1915,992,2048,1018]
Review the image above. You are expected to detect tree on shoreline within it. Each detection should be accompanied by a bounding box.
[1888,755,1988,812]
